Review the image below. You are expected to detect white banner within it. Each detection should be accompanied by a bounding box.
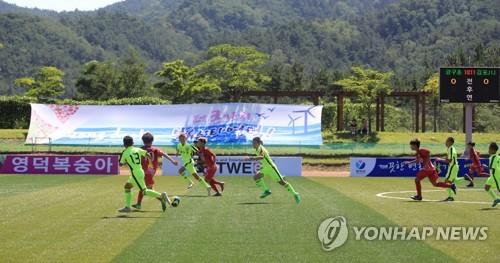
[26,103,323,146]
[162,156,302,176]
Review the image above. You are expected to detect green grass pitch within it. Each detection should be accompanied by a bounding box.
[0,175,499,262]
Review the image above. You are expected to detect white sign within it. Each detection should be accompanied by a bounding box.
[162,156,302,176]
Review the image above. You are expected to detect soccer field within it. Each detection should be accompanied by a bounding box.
[0,175,499,262]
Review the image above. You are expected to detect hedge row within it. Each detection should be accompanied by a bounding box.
[0,96,171,129]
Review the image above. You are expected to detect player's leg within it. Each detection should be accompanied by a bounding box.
[133,174,155,209]
[465,167,475,187]
[118,180,134,213]
[205,167,222,196]
[429,170,454,191]
[443,166,458,201]
[485,176,500,207]
[186,163,211,195]
[268,166,300,204]
[131,170,170,211]
[412,171,426,200]
[178,166,194,189]
[254,170,271,198]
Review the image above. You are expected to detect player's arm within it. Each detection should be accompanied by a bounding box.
[162,152,178,165]
[119,150,126,167]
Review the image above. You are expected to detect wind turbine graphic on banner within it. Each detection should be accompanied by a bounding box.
[291,106,317,134]
[288,114,302,134]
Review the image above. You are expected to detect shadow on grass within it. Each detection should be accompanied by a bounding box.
[176,194,209,198]
[237,202,271,205]
[102,215,161,219]
[479,207,498,211]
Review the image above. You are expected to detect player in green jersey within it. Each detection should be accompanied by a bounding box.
[118,136,171,213]
[435,137,462,201]
[247,137,301,204]
[484,142,500,208]
[176,133,211,195]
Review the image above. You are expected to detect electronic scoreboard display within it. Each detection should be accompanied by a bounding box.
[439,67,499,103]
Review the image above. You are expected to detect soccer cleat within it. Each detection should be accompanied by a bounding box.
[450,183,457,195]
[213,192,222,197]
[443,197,454,202]
[131,204,141,210]
[160,192,170,212]
[187,182,194,189]
[410,195,422,201]
[467,182,475,188]
[207,187,212,196]
[259,190,272,199]
[294,193,302,204]
[493,199,500,208]
[220,182,225,192]
[118,207,132,213]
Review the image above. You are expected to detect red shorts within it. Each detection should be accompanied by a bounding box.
[469,164,483,175]
[205,165,218,180]
[416,170,439,183]
[144,173,155,186]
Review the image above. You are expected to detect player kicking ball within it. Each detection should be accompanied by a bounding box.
[132,132,178,210]
[118,136,170,213]
[484,142,500,207]
[246,137,301,204]
[196,137,225,196]
[435,137,463,202]
[403,138,456,201]
[176,133,212,195]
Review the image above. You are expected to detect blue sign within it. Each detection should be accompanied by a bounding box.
[350,157,490,177]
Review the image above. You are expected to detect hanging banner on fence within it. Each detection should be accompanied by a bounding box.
[26,103,323,146]
[0,154,119,175]
[350,157,490,177]
[162,156,302,176]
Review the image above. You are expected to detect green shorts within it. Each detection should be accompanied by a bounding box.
[259,165,285,182]
[486,174,500,190]
[183,162,197,174]
[445,164,459,182]
[128,169,146,190]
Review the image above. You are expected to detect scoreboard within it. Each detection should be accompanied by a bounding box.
[439,67,499,103]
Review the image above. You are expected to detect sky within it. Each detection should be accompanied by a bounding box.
[4,0,124,12]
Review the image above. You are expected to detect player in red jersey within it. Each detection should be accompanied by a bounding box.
[196,137,225,196]
[403,138,456,201]
[132,132,178,210]
[463,142,487,188]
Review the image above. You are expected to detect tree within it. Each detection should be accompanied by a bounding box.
[16,66,65,102]
[194,44,271,101]
[76,60,120,100]
[422,73,439,132]
[116,51,149,98]
[335,67,393,133]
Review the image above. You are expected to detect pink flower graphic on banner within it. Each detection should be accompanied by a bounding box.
[48,105,80,123]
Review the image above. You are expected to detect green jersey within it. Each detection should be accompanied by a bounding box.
[255,145,277,168]
[177,143,198,164]
[489,154,499,177]
[120,146,147,173]
[447,146,458,167]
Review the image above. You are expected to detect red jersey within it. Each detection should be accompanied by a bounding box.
[199,147,216,167]
[470,149,481,166]
[141,146,164,174]
[417,148,435,171]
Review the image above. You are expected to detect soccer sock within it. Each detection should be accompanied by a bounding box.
[144,189,161,199]
[198,176,210,188]
[284,182,298,195]
[415,180,422,197]
[256,178,269,192]
[435,182,451,188]
[137,191,144,205]
[180,172,194,184]
[125,190,131,208]
[446,188,454,197]
[487,189,499,200]
[208,180,219,193]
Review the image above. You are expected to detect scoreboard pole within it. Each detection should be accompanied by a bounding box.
[464,103,473,144]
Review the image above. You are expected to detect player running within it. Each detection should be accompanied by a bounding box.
[176,133,212,195]
[196,137,225,196]
[131,132,178,210]
[484,142,500,207]
[247,137,301,204]
[118,136,171,213]
[435,137,463,201]
[463,142,486,188]
[403,138,456,201]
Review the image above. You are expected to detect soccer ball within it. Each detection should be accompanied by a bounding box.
[171,196,181,207]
